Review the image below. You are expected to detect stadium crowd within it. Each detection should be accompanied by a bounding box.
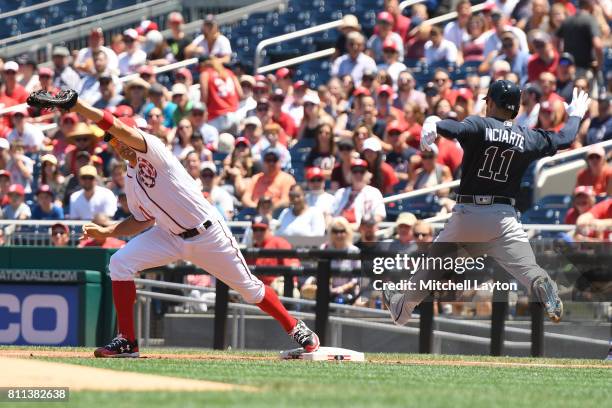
[0,0,610,280]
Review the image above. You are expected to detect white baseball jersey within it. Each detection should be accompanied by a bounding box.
[124,130,218,235]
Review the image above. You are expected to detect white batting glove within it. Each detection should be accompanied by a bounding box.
[420,121,437,151]
[564,87,591,119]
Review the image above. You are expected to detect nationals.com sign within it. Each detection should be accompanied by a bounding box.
[0,285,79,346]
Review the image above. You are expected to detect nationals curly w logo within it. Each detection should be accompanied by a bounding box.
[136,157,157,188]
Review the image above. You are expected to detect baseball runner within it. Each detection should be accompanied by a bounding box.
[383,81,591,325]
[27,90,320,357]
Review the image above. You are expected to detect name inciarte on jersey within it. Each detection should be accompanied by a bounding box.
[484,127,525,150]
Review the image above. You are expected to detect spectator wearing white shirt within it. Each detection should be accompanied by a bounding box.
[51,47,81,91]
[69,165,117,220]
[443,0,472,49]
[366,11,404,63]
[74,27,119,76]
[377,38,407,87]
[276,185,326,237]
[482,9,529,58]
[185,15,232,64]
[5,142,34,194]
[424,26,458,67]
[331,31,377,86]
[118,29,148,76]
[262,124,291,171]
[200,161,234,220]
[332,158,386,225]
[236,75,257,121]
[79,50,120,104]
[305,167,335,221]
[2,184,31,220]
[7,109,44,152]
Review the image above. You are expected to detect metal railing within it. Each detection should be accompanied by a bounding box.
[257,48,335,74]
[399,0,427,12]
[254,19,344,71]
[533,140,612,184]
[0,0,70,19]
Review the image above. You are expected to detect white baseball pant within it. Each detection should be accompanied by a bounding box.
[109,220,265,304]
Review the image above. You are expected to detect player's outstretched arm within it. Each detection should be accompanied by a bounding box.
[550,88,591,151]
[26,89,147,152]
[83,216,155,240]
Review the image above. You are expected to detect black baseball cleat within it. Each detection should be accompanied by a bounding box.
[532,277,563,323]
[94,335,140,358]
[288,320,320,352]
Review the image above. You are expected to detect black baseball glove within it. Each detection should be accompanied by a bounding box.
[26,89,78,110]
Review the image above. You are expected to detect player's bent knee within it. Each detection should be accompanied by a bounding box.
[109,251,136,281]
[238,282,265,304]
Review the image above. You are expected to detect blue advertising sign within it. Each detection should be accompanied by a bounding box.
[0,285,79,346]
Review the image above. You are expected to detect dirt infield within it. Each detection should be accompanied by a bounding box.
[1,349,610,369]
[0,356,256,392]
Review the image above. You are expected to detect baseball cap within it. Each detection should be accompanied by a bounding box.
[234,137,251,147]
[293,80,307,90]
[377,84,394,97]
[242,116,261,128]
[306,167,324,180]
[424,82,439,97]
[254,80,268,90]
[456,87,473,101]
[350,158,368,169]
[573,185,594,197]
[559,52,575,66]
[136,20,159,35]
[123,28,139,40]
[396,212,417,227]
[263,147,281,160]
[276,67,291,79]
[138,65,154,76]
[254,74,267,83]
[118,116,136,128]
[176,67,192,80]
[36,184,54,197]
[362,137,382,152]
[586,144,605,158]
[171,83,188,96]
[271,88,285,101]
[382,38,398,52]
[79,165,98,178]
[168,11,184,23]
[0,170,10,181]
[52,46,70,57]
[531,30,550,45]
[114,105,134,117]
[362,68,377,79]
[240,75,255,86]
[51,222,69,234]
[3,61,18,72]
[0,138,8,151]
[377,11,394,24]
[149,83,165,95]
[337,138,355,150]
[38,67,53,77]
[303,91,320,105]
[251,215,270,229]
[8,184,24,196]
[134,116,147,129]
[200,161,217,175]
[386,120,405,134]
[41,154,58,166]
[192,101,206,112]
[90,27,103,38]
[352,86,371,97]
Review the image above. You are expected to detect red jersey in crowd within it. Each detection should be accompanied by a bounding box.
[202,67,239,121]
[576,166,612,196]
[527,51,559,83]
[247,235,299,286]
[0,94,18,137]
[436,138,463,175]
[3,84,28,104]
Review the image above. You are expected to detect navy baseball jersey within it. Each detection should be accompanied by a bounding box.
[436,116,581,199]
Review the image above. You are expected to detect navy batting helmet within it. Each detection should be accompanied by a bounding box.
[485,79,521,118]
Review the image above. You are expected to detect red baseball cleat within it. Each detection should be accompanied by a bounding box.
[289,320,320,353]
[94,335,140,358]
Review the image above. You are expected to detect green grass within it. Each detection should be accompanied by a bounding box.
[3,347,611,408]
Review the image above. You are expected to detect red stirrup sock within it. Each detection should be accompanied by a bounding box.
[112,280,137,342]
[256,285,298,332]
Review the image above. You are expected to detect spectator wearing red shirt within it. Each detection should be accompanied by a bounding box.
[200,56,242,133]
[435,135,463,176]
[576,198,612,241]
[402,101,424,150]
[362,137,398,194]
[270,89,297,138]
[246,215,299,286]
[376,85,403,124]
[383,0,410,41]
[527,31,559,83]
[0,78,18,137]
[79,214,126,248]
[537,71,565,121]
[0,168,11,207]
[575,145,612,196]
[1,61,28,103]
[564,186,595,224]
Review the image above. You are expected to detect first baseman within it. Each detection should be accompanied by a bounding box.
[27,90,319,357]
[383,81,591,324]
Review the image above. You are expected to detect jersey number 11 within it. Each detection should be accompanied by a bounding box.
[477,146,515,182]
